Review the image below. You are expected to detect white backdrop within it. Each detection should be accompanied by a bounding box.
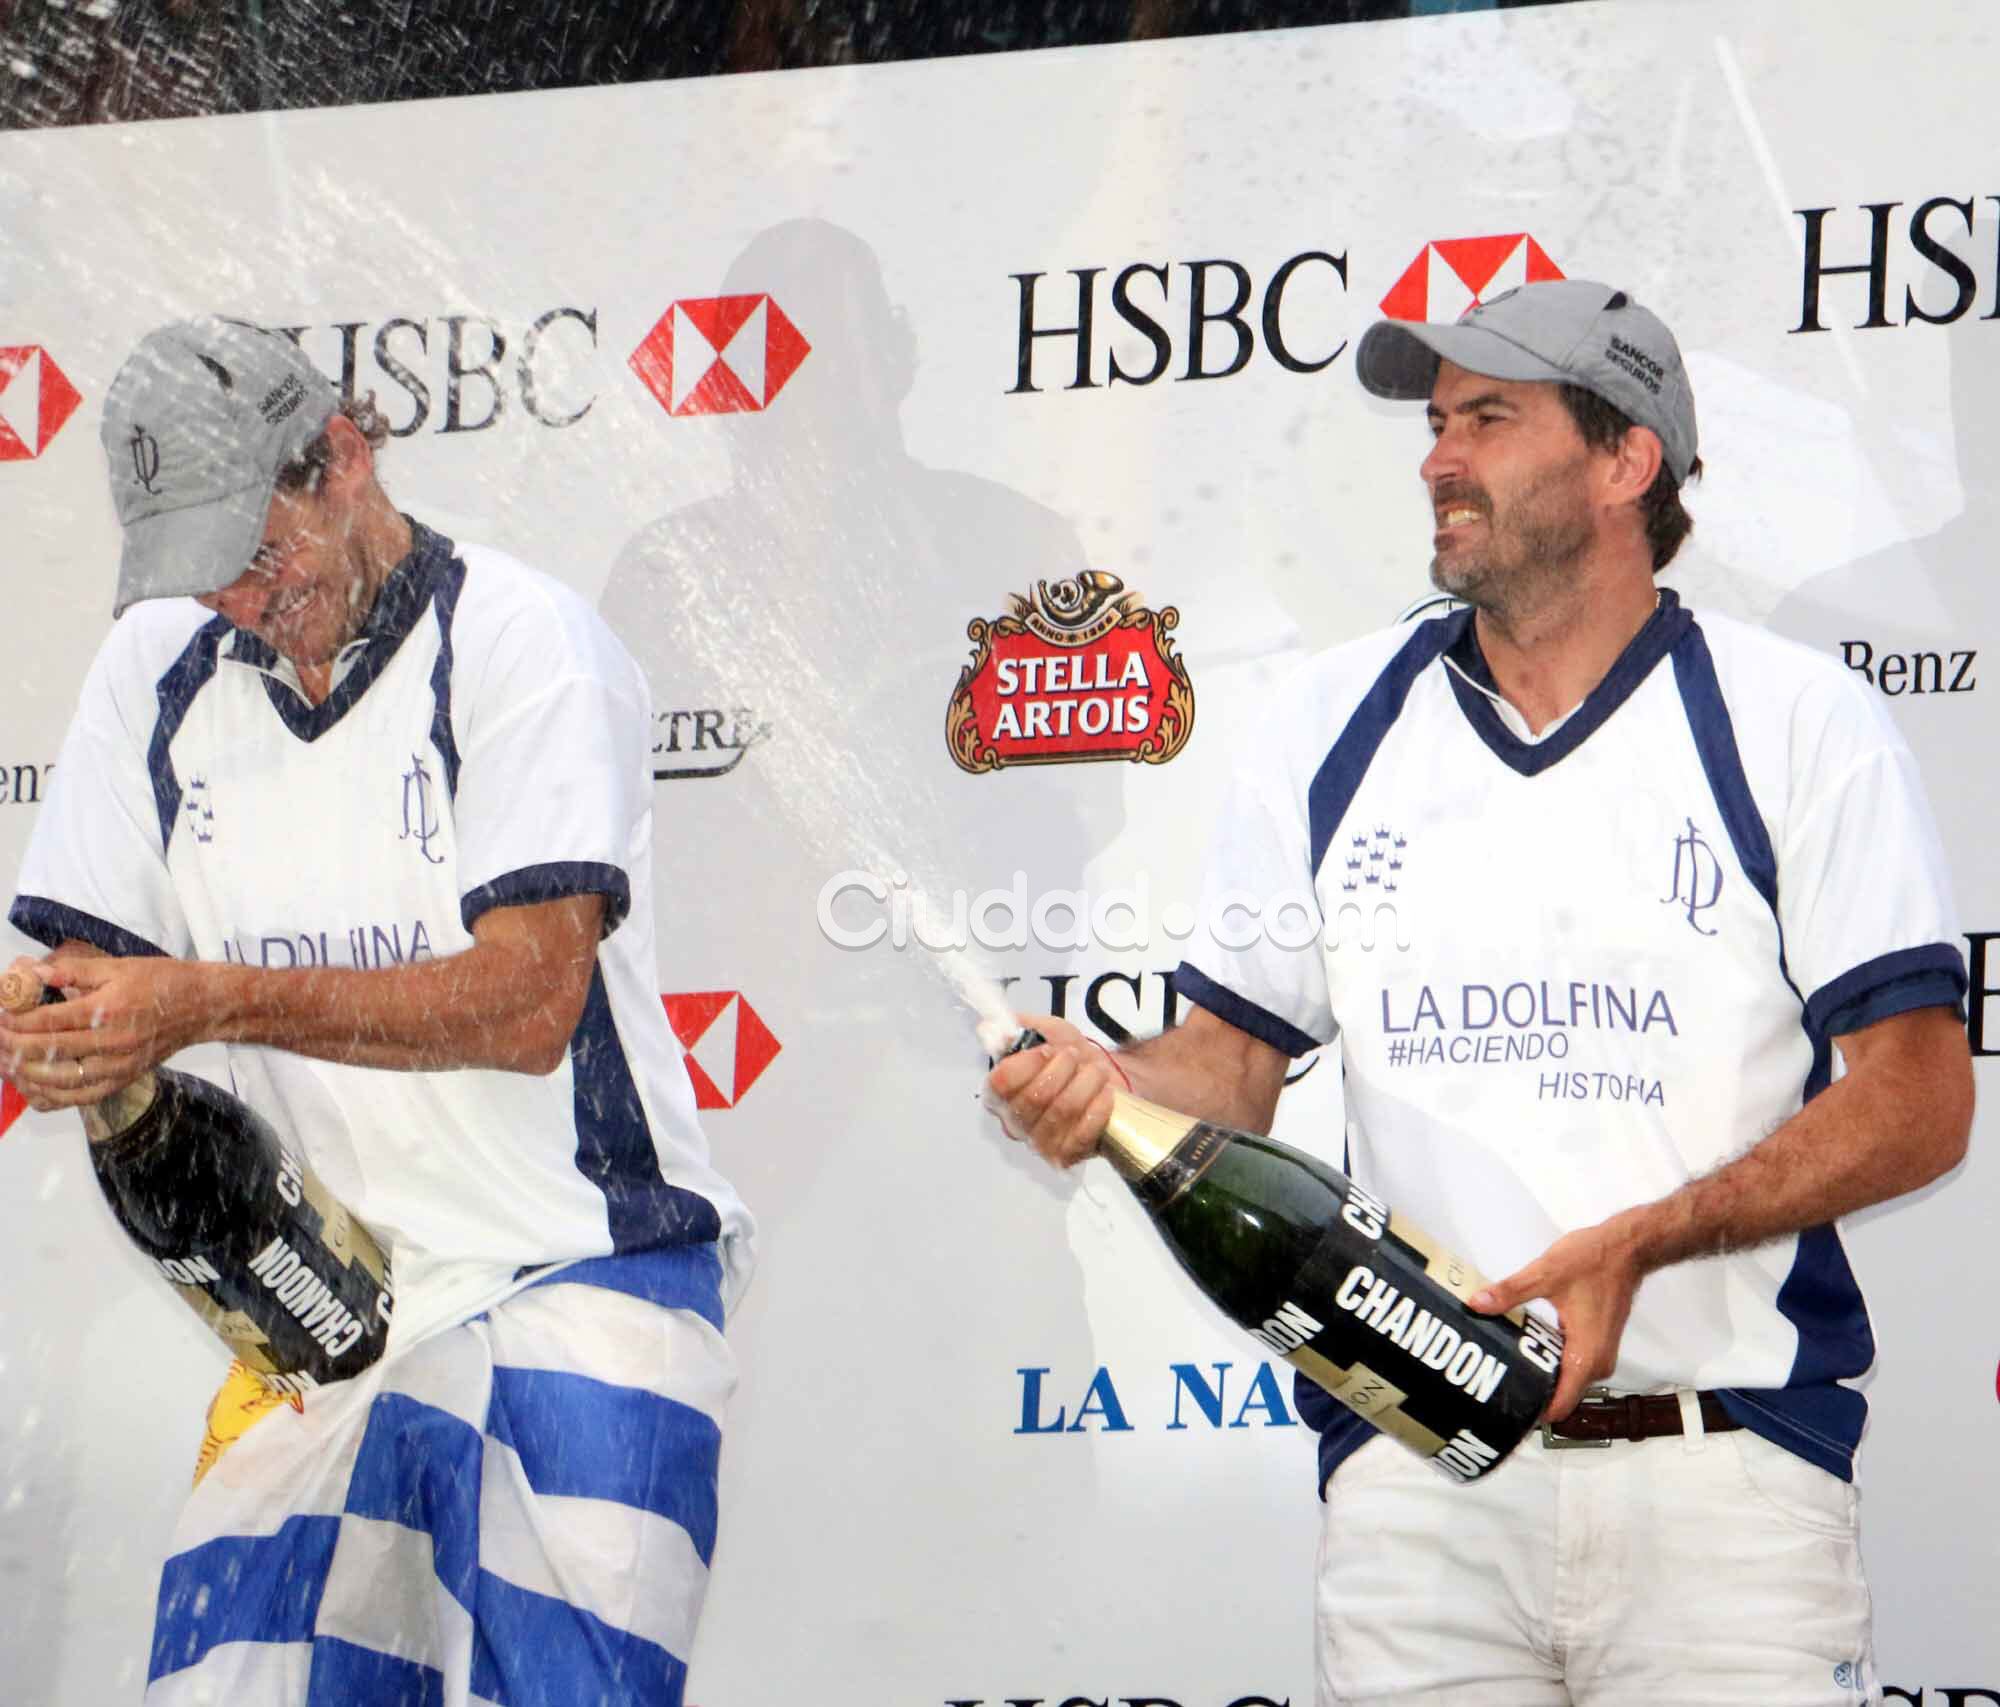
[3,2,1997,1701]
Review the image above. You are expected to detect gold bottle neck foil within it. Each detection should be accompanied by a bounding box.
[1100,1093,1236,1211]
[1098,1092,1195,1178]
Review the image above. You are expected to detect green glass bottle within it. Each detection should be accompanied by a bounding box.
[3,966,393,1395]
[1009,1030,1560,1481]
[81,1066,396,1396]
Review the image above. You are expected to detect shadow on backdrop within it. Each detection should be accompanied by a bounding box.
[600,217,1120,1680]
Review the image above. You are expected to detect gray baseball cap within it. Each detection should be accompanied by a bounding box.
[100,317,338,616]
[1356,278,1698,483]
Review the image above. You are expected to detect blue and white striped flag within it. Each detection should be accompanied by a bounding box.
[147,1244,733,1707]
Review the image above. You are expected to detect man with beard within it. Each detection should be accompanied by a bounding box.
[1,317,753,1706]
[986,280,1972,1705]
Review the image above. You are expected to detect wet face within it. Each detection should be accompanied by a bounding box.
[1420,361,1600,620]
[197,482,372,669]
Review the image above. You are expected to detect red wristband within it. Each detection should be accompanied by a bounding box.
[1090,1039,1133,1092]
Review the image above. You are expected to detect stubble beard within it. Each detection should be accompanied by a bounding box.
[333,528,380,650]
[276,520,379,670]
[1429,462,1595,632]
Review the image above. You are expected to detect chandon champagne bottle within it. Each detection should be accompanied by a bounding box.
[1006,1031,1561,1481]
[2,967,394,1395]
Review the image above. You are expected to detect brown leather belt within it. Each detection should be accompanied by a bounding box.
[1539,1391,1740,1449]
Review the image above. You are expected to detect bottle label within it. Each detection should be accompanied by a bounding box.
[98,1070,395,1385]
[242,1235,376,1360]
[1127,1119,1231,1213]
[1259,1198,1559,1481]
[1381,1208,1492,1307]
[154,1254,224,1288]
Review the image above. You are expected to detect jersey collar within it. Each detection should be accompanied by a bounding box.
[1440,586,1692,776]
[222,518,456,740]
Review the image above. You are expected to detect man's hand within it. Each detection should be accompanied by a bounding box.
[0,952,197,1111]
[983,1013,1122,1170]
[1467,1211,1648,1422]
[1458,1004,1973,1421]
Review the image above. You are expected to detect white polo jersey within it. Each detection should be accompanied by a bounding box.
[1177,591,1963,1484]
[13,524,754,1345]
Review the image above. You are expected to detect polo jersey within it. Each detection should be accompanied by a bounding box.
[13,524,754,1345]
[1176,591,1964,1484]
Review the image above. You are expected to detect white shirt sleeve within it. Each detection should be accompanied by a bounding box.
[11,624,195,958]
[1175,679,1338,1058]
[448,579,652,937]
[1776,676,1965,1038]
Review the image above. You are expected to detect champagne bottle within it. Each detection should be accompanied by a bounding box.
[2,965,394,1395]
[1005,1030,1561,1481]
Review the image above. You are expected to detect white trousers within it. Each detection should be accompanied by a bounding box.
[1315,1420,1878,1707]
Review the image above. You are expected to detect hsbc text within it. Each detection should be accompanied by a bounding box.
[275,309,598,435]
[1009,252,1348,392]
[1795,198,2000,332]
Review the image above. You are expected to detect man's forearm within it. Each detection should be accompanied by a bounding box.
[1621,1005,1972,1274]
[19,895,606,1092]
[1113,1006,1290,1136]
[1464,1006,1972,1418]
[192,943,586,1074]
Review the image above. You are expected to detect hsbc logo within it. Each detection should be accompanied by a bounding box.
[662,991,781,1109]
[0,346,83,461]
[630,295,811,418]
[0,1080,24,1140]
[1378,234,1565,323]
[1009,250,1349,393]
[1796,197,2000,332]
[279,311,598,437]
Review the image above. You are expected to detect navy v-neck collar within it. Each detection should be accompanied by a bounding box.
[1441,586,1692,776]
[224,519,455,742]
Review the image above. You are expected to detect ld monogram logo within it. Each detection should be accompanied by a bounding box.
[129,424,162,495]
[400,753,445,866]
[1661,817,1721,936]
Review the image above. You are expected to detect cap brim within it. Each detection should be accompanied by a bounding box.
[113,481,272,617]
[1357,320,1574,400]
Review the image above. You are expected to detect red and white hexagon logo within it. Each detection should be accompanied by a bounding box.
[1379,235,1565,324]
[0,1079,27,1139]
[629,296,811,419]
[662,991,781,1110]
[0,346,83,461]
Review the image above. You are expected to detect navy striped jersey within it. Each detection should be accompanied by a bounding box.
[1177,592,1963,1484]
[13,524,754,1347]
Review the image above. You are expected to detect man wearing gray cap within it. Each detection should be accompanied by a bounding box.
[988,279,1971,1703]
[0,317,753,1705]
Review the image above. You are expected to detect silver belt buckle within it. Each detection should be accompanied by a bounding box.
[1538,1387,1617,1450]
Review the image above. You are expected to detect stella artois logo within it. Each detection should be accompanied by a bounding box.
[947,573,1194,772]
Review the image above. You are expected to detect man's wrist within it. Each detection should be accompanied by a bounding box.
[1618,1192,1695,1276]
[1088,1038,1133,1092]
